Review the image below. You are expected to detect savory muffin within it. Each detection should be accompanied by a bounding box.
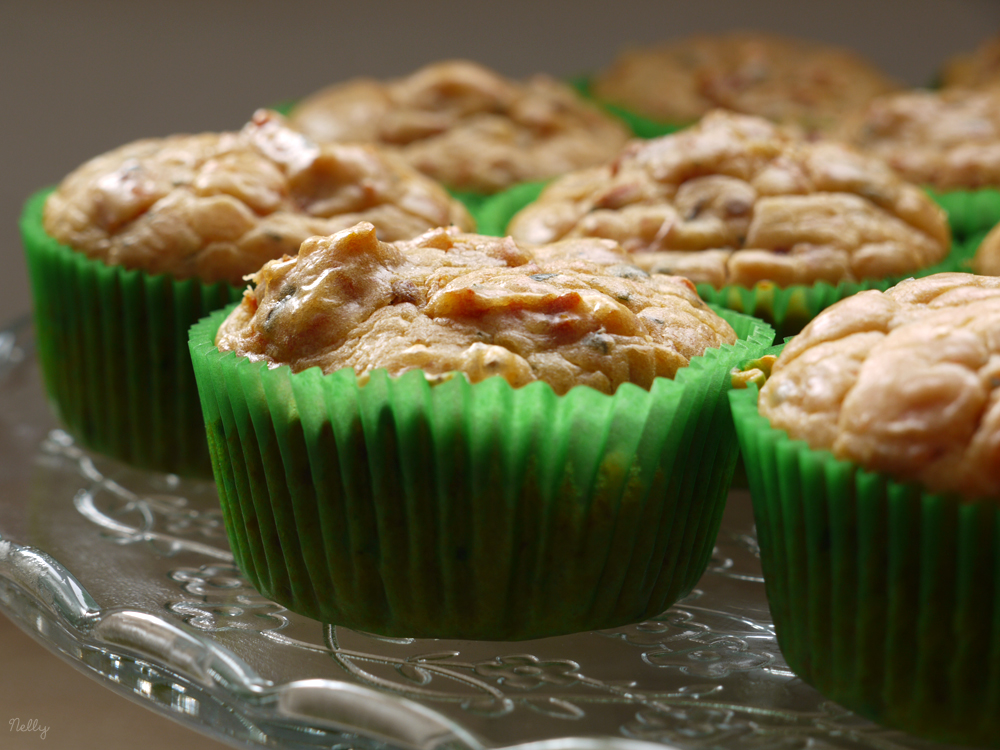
[286,59,631,195]
[507,110,950,290]
[190,220,774,639]
[215,221,737,395]
[731,272,1000,746]
[590,31,899,134]
[837,86,1000,192]
[44,109,475,287]
[23,109,472,476]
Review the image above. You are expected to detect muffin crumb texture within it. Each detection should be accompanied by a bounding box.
[591,31,898,132]
[43,109,474,286]
[759,273,1000,500]
[288,59,631,194]
[215,221,736,395]
[508,111,950,289]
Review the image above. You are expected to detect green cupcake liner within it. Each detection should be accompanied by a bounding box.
[20,188,244,477]
[925,186,1000,242]
[446,187,493,225]
[730,386,1000,747]
[478,186,981,339]
[569,76,691,140]
[189,306,774,640]
[474,180,549,237]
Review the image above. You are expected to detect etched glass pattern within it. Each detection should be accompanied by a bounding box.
[0,318,966,750]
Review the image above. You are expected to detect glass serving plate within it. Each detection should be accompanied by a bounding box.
[0,316,973,750]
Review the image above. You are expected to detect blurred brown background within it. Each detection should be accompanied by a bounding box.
[0,1,998,747]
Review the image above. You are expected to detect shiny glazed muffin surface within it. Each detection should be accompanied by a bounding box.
[215,221,736,395]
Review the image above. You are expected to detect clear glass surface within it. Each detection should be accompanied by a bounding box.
[0,317,971,750]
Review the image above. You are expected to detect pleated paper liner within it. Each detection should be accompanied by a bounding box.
[478,185,980,339]
[189,306,774,640]
[926,186,1000,242]
[730,385,1000,748]
[20,188,243,477]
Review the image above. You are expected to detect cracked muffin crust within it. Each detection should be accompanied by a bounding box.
[837,87,1000,191]
[43,109,474,287]
[507,111,950,289]
[214,221,736,395]
[286,60,631,195]
[759,273,1000,499]
[590,32,899,133]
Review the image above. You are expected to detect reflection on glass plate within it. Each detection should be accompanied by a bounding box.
[0,317,965,750]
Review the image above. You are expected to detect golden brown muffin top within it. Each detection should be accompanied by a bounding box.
[759,273,1000,500]
[287,59,631,195]
[941,33,1000,90]
[44,110,474,287]
[837,86,1000,191]
[215,221,736,395]
[591,31,899,133]
[508,110,950,289]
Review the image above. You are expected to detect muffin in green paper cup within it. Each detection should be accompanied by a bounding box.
[188,221,774,640]
[493,110,957,338]
[22,109,473,477]
[586,32,899,139]
[284,60,631,205]
[729,272,1000,747]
